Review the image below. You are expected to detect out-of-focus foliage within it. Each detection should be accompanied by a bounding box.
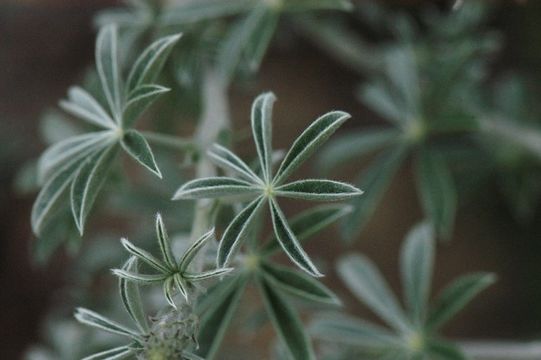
[311,222,495,360]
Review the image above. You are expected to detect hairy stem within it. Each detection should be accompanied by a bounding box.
[140,131,194,152]
[189,71,231,272]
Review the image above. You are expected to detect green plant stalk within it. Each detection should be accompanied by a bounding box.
[140,130,195,152]
[189,71,231,273]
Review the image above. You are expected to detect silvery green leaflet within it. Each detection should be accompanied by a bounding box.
[194,204,349,360]
[173,92,363,277]
[32,25,180,236]
[310,222,495,359]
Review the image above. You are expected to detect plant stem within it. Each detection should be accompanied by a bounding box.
[460,340,541,360]
[189,71,231,271]
[141,130,194,152]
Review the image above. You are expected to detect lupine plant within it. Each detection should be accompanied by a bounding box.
[311,223,495,359]
[21,0,541,359]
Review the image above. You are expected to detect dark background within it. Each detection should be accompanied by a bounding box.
[2,0,541,358]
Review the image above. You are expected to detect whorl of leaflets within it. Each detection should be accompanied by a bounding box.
[173,92,363,277]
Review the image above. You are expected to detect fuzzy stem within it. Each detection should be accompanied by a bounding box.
[189,71,231,272]
[140,131,194,152]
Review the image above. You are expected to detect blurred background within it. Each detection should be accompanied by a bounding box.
[2,0,541,359]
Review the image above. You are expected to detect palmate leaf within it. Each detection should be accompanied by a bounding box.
[427,273,495,331]
[251,92,275,183]
[317,128,400,175]
[74,308,140,339]
[338,254,410,332]
[120,237,169,273]
[342,144,409,241]
[155,213,177,269]
[208,144,262,183]
[172,177,260,200]
[123,85,170,128]
[310,313,398,350]
[275,179,362,201]
[269,199,322,277]
[217,4,278,84]
[126,33,182,93]
[120,130,162,178]
[415,148,457,239]
[60,86,115,129]
[38,131,115,181]
[196,275,248,359]
[81,345,134,360]
[160,0,255,26]
[261,262,340,305]
[262,204,352,255]
[273,111,351,185]
[96,24,122,121]
[217,196,266,267]
[400,222,435,325]
[32,156,89,235]
[119,257,149,333]
[70,144,119,235]
[259,276,316,360]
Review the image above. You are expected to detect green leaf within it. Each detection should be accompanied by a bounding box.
[163,277,177,309]
[275,179,362,201]
[70,144,119,235]
[155,213,177,269]
[400,222,435,325]
[118,257,149,333]
[172,177,260,200]
[112,269,168,284]
[173,273,189,302]
[427,340,468,360]
[259,277,316,360]
[241,7,279,74]
[74,308,139,338]
[317,128,399,175]
[96,24,122,120]
[38,131,115,181]
[359,81,405,126]
[121,129,162,178]
[160,0,255,26]
[184,268,233,281]
[342,144,408,241]
[262,204,352,255]
[427,273,495,330]
[269,198,322,277]
[283,0,353,12]
[261,262,340,304]
[415,148,457,239]
[383,46,420,123]
[208,143,262,184]
[310,313,398,349]
[126,33,182,92]
[274,111,351,185]
[32,157,85,235]
[60,86,116,129]
[81,345,134,360]
[196,275,248,359]
[179,228,215,272]
[123,85,170,128]
[251,92,276,183]
[217,196,266,267]
[217,5,276,84]
[338,254,410,332]
[120,237,169,273]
